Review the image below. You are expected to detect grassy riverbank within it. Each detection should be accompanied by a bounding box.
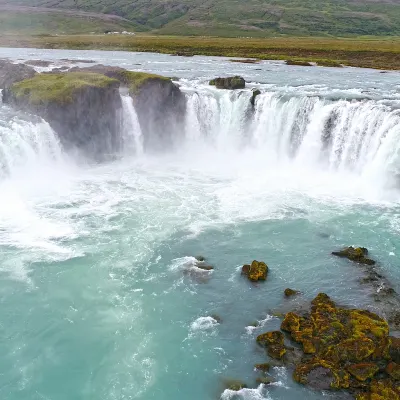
[1,34,400,70]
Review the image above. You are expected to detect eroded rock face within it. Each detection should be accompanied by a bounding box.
[0,60,36,91]
[62,65,187,151]
[130,75,186,150]
[4,72,122,159]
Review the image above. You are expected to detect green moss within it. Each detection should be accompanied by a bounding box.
[118,70,170,95]
[10,72,119,105]
[346,363,379,381]
[281,312,301,333]
[248,260,268,281]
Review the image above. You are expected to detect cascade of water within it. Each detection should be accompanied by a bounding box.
[0,115,65,180]
[183,89,400,188]
[120,94,144,156]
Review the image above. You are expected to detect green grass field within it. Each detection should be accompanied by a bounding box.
[1,34,399,70]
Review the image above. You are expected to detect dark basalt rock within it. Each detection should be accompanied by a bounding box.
[250,89,261,107]
[0,59,36,91]
[332,246,376,265]
[209,76,245,90]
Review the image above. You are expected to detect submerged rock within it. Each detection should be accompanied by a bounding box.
[284,288,300,297]
[332,246,376,265]
[254,363,271,371]
[255,376,275,385]
[241,260,268,282]
[224,379,248,391]
[4,72,122,159]
[196,264,214,271]
[209,76,245,89]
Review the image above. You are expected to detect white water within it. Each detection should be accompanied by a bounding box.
[181,89,400,194]
[120,93,144,156]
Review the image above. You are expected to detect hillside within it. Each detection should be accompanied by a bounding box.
[1,0,400,37]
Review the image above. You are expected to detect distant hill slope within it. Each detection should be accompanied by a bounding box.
[1,0,400,36]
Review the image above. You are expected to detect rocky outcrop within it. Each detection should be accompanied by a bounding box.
[209,76,245,89]
[241,260,268,281]
[3,72,122,159]
[70,65,186,150]
[0,59,36,91]
[332,246,376,265]
[275,293,400,398]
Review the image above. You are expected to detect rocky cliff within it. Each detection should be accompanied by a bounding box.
[2,63,186,158]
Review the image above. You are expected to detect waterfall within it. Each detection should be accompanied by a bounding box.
[183,89,400,189]
[0,113,65,180]
[120,94,144,156]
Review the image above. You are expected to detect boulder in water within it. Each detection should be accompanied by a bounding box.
[332,246,376,265]
[242,260,268,281]
[209,76,245,89]
[284,288,300,297]
[4,72,122,159]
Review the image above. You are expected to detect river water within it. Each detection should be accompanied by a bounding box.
[0,47,399,400]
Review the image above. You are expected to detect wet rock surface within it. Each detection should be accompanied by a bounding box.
[241,260,268,281]
[209,76,245,89]
[332,246,376,265]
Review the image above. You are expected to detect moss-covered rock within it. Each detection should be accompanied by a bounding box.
[293,358,350,389]
[284,288,300,297]
[254,363,270,371]
[347,363,380,381]
[332,246,376,265]
[386,361,400,380]
[257,331,286,359]
[272,293,398,398]
[242,260,268,281]
[209,76,245,89]
[9,72,118,105]
[4,72,122,159]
